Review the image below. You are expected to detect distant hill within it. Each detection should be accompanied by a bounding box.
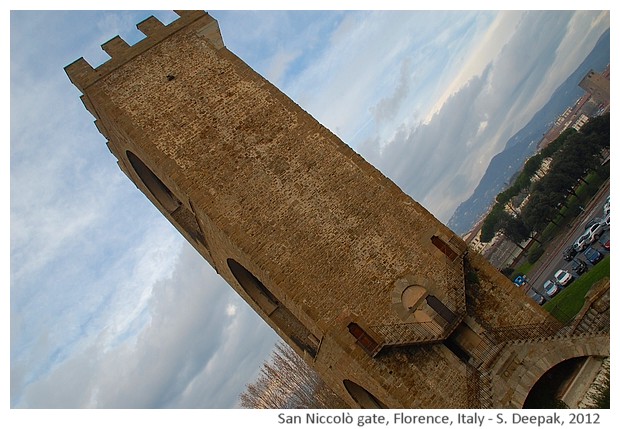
[447,29,610,236]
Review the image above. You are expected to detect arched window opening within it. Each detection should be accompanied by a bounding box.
[401,285,427,311]
[431,235,459,261]
[226,259,319,358]
[126,150,180,213]
[343,380,387,409]
[227,259,279,315]
[126,151,207,247]
[523,357,591,409]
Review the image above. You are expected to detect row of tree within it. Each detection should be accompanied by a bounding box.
[479,128,577,243]
[239,341,347,409]
[480,113,609,246]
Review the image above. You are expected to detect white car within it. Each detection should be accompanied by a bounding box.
[584,217,602,230]
[585,222,605,244]
[554,269,573,287]
[574,223,605,251]
[543,280,560,298]
[573,233,590,252]
[603,196,610,216]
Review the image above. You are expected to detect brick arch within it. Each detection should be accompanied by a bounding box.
[343,379,388,409]
[506,335,609,408]
[227,258,279,315]
[126,150,208,247]
[226,258,320,359]
[126,150,180,212]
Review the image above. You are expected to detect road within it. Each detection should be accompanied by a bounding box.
[525,179,610,300]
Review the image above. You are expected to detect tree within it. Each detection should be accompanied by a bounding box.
[496,212,531,247]
[239,341,348,409]
[480,205,505,242]
[479,113,609,244]
[523,154,543,177]
[580,112,609,139]
[522,192,559,232]
[542,172,581,202]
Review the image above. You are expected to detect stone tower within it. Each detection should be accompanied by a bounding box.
[579,69,610,106]
[65,11,608,408]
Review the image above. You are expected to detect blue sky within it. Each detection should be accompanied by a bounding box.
[8,4,611,413]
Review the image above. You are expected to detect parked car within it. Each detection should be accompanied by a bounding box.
[585,222,606,244]
[571,258,588,275]
[573,232,590,252]
[513,275,527,287]
[584,217,602,230]
[603,196,610,216]
[543,280,560,298]
[583,246,603,265]
[562,246,577,261]
[554,269,573,287]
[526,288,546,305]
[573,223,605,252]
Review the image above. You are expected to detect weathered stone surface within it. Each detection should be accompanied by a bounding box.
[65,10,609,408]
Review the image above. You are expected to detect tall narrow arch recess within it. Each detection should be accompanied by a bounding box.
[126,150,207,248]
[343,380,387,409]
[126,150,180,213]
[227,259,279,315]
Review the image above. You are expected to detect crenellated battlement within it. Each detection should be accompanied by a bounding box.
[65,10,609,409]
[64,10,223,93]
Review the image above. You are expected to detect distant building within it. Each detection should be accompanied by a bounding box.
[539,66,609,151]
[579,69,610,106]
[572,114,590,132]
[531,157,552,183]
[468,228,498,254]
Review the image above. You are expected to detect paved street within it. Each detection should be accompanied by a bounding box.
[525,179,610,299]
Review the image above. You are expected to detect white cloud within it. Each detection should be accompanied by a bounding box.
[15,243,278,408]
[10,9,610,411]
[371,58,412,125]
[226,303,238,317]
[9,28,189,398]
[529,10,610,111]
[265,48,301,84]
[281,11,418,138]
[273,10,504,155]
[11,12,273,408]
[355,10,609,222]
[424,10,522,123]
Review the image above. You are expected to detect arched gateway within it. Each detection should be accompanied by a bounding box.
[65,10,609,408]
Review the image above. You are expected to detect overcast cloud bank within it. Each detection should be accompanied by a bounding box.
[10,9,610,409]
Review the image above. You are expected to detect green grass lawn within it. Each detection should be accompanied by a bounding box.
[543,255,610,323]
[515,261,534,276]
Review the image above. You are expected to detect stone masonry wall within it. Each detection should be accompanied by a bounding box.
[65,11,610,409]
